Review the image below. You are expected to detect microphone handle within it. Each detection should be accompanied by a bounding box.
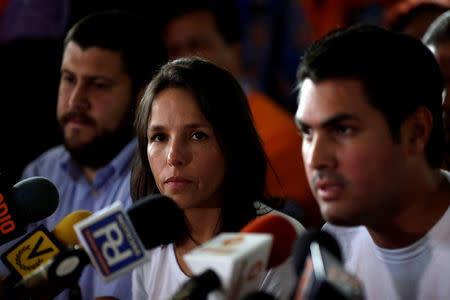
[69,283,82,300]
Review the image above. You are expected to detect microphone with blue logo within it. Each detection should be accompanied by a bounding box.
[74,194,187,282]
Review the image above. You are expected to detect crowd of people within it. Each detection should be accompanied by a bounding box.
[0,0,450,299]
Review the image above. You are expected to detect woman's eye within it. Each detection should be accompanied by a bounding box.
[150,133,166,142]
[61,74,75,84]
[192,131,207,140]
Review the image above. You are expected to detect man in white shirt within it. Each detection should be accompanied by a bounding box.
[294,25,450,300]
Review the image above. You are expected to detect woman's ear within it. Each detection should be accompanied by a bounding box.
[400,106,433,155]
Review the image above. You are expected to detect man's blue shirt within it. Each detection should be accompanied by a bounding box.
[1,139,137,300]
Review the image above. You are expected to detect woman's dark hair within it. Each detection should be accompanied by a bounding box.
[131,57,267,232]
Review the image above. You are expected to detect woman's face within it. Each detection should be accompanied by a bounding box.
[147,87,226,209]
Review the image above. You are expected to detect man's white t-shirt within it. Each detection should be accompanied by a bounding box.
[324,170,450,300]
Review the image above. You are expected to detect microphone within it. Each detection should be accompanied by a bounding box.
[292,229,364,300]
[178,213,297,300]
[1,211,93,299]
[170,269,222,300]
[3,246,90,299]
[240,213,298,268]
[241,291,277,300]
[52,210,93,248]
[1,210,92,279]
[74,194,185,282]
[0,176,59,245]
[126,193,187,249]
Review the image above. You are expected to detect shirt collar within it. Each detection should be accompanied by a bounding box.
[60,138,137,184]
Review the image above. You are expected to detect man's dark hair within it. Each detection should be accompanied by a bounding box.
[297,25,445,167]
[131,57,267,232]
[160,0,242,44]
[64,10,167,96]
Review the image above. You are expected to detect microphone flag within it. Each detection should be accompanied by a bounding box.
[74,202,147,282]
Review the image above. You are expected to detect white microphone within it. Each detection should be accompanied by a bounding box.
[178,214,298,300]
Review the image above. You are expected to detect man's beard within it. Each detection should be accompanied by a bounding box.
[59,95,137,169]
[65,123,134,169]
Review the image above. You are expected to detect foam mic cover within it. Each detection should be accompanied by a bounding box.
[52,210,93,247]
[240,213,297,268]
[292,229,342,276]
[242,291,277,300]
[0,176,59,246]
[11,176,59,223]
[126,194,187,249]
[170,269,221,300]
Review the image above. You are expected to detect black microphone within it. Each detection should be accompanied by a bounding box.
[1,210,93,299]
[170,269,222,300]
[126,193,187,249]
[241,291,277,300]
[292,229,364,300]
[0,176,59,245]
[3,245,90,299]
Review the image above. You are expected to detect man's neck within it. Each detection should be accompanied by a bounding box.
[83,166,99,184]
[368,169,450,249]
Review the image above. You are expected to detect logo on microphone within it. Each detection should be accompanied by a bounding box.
[0,192,16,235]
[74,202,147,282]
[1,225,62,277]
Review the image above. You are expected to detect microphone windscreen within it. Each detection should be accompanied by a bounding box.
[11,177,59,223]
[240,214,297,269]
[292,229,342,276]
[172,269,221,300]
[126,194,187,249]
[52,210,92,247]
[241,291,277,300]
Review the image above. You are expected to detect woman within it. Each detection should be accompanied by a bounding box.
[131,58,302,300]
